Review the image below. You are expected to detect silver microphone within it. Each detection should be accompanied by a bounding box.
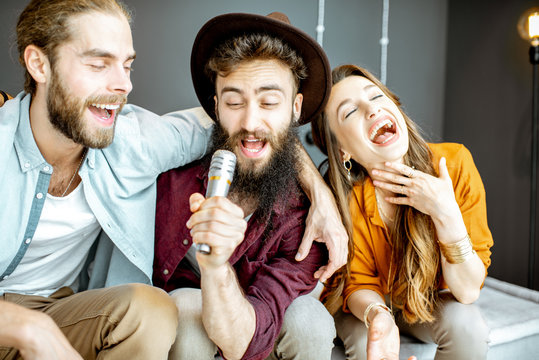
[195,149,237,254]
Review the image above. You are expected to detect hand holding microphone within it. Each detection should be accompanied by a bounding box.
[195,150,237,254]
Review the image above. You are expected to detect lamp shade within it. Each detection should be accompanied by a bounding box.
[518,7,539,46]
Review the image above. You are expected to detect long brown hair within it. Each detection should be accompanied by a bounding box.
[16,0,131,96]
[312,64,440,323]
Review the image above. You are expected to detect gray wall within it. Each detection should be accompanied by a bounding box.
[444,0,539,289]
[20,2,539,287]
[0,0,448,167]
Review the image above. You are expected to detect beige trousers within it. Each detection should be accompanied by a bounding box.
[335,293,490,360]
[0,284,179,360]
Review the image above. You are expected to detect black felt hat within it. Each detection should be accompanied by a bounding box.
[191,12,331,125]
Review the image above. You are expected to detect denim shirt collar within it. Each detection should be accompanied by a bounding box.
[13,93,48,173]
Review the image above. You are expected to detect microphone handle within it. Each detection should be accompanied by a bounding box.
[196,180,230,254]
[195,150,235,255]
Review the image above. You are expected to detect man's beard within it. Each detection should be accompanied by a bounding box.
[46,66,126,149]
[209,115,300,219]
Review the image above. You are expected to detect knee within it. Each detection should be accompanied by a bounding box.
[282,296,336,346]
[334,309,368,360]
[436,301,489,355]
[121,284,179,340]
[168,289,216,358]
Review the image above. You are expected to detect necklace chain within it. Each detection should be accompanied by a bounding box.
[375,188,394,223]
[61,148,87,197]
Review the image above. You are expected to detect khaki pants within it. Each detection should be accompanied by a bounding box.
[335,293,490,360]
[0,284,178,360]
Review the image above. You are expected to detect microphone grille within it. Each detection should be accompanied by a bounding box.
[209,150,236,180]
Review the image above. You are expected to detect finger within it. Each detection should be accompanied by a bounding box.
[190,218,247,238]
[373,180,408,196]
[317,262,336,283]
[438,156,450,180]
[383,183,407,195]
[189,193,206,212]
[384,161,418,178]
[372,169,411,186]
[191,231,241,250]
[187,199,244,228]
[196,196,245,217]
[296,234,315,261]
[385,196,412,206]
[313,265,328,280]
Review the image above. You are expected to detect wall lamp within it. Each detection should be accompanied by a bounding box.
[518,7,539,289]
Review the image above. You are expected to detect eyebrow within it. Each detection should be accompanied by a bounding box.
[364,84,377,91]
[80,49,136,62]
[255,84,284,94]
[220,84,284,96]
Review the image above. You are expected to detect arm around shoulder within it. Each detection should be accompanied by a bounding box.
[294,142,348,282]
[119,105,215,172]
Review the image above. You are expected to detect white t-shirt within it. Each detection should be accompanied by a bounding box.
[0,183,100,296]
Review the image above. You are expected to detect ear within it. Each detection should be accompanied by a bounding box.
[24,45,50,86]
[293,93,303,123]
[340,150,351,162]
[213,95,219,121]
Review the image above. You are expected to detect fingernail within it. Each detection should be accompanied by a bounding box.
[295,252,303,261]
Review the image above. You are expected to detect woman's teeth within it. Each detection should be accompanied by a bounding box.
[369,119,393,141]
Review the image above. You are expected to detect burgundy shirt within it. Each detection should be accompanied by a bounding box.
[154,158,327,360]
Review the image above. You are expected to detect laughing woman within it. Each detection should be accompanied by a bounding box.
[312,65,493,360]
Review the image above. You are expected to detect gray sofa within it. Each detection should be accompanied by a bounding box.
[331,277,539,359]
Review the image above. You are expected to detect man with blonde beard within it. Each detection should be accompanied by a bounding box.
[0,1,347,359]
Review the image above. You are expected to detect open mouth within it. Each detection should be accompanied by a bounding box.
[240,137,268,157]
[88,103,120,125]
[369,118,397,145]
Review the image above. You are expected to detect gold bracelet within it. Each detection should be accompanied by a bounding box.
[363,302,393,328]
[439,234,475,264]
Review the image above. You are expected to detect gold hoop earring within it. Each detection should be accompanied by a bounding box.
[343,159,352,181]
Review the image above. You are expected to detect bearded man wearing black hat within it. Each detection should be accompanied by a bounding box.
[153,12,338,360]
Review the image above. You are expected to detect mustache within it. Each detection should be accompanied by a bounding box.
[225,129,277,149]
[84,94,128,108]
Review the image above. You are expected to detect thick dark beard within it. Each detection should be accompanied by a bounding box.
[209,118,299,219]
[47,66,126,149]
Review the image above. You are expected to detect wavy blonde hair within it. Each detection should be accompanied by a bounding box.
[16,0,131,96]
[312,64,440,323]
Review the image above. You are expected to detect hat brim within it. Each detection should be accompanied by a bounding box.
[190,13,331,125]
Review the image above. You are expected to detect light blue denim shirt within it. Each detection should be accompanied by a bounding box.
[0,92,213,292]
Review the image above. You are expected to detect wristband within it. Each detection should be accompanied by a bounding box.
[439,234,475,264]
[363,302,393,328]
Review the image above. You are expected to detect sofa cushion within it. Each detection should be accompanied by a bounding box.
[332,277,539,360]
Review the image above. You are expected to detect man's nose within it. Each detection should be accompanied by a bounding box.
[240,103,262,132]
[107,64,132,95]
